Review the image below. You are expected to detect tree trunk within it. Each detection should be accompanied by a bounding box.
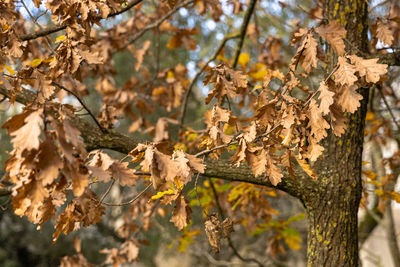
[302,0,369,265]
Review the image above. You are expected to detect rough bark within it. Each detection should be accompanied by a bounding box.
[298,0,369,266]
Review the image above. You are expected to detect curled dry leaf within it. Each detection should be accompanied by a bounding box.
[88,150,139,186]
[375,19,394,46]
[205,213,221,253]
[170,195,192,230]
[204,214,234,252]
[317,81,335,116]
[315,21,346,55]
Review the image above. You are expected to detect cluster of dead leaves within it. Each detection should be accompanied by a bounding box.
[1,103,148,242]
[130,143,205,230]
[204,214,234,253]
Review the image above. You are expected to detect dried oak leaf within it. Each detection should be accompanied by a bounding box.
[315,21,346,55]
[317,81,335,115]
[170,195,192,230]
[348,55,388,83]
[307,99,330,142]
[204,64,247,104]
[88,150,138,186]
[132,40,151,71]
[329,103,348,136]
[337,85,363,113]
[265,153,283,186]
[334,56,357,86]
[119,240,139,263]
[375,19,394,46]
[205,213,221,253]
[221,217,234,238]
[301,32,318,73]
[53,189,105,242]
[306,137,325,162]
[246,147,267,177]
[36,134,63,185]
[294,155,318,179]
[3,109,43,154]
[211,104,231,124]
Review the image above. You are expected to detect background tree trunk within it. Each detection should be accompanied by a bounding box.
[302,0,369,265]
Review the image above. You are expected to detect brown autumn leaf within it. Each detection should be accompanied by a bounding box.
[119,240,139,262]
[133,40,151,71]
[36,134,63,185]
[204,64,247,104]
[334,56,357,86]
[315,21,346,55]
[221,217,234,238]
[88,150,138,186]
[375,19,394,46]
[53,189,105,242]
[336,85,363,113]
[231,138,247,166]
[265,153,283,186]
[294,155,318,179]
[205,213,221,253]
[317,81,335,115]
[7,109,43,153]
[170,195,192,230]
[246,147,267,177]
[329,103,348,136]
[348,55,388,83]
[301,32,318,73]
[307,99,330,142]
[211,104,231,124]
[306,137,325,162]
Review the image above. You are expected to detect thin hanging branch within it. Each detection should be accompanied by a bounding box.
[376,85,400,131]
[232,0,258,69]
[52,82,107,133]
[178,32,241,129]
[102,183,152,206]
[125,0,196,48]
[19,0,144,41]
[208,178,265,267]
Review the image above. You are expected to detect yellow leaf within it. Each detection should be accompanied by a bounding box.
[238,53,250,68]
[374,189,384,196]
[216,55,228,63]
[294,155,318,179]
[1,65,15,75]
[365,112,375,121]
[252,84,262,92]
[166,71,175,80]
[389,191,400,203]
[43,57,55,63]
[284,234,302,250]
[29,58,43,68]
[151,189,177,200]
[152,87,167,96]
[55,35,66,43]
[362,170,377,180]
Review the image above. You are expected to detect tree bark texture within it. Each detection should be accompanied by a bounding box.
[301,0,369,266]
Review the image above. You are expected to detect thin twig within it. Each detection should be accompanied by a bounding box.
[102,183,152,206]
[20,0,54,52]
[97,179,116,206]
[208,178,265,267]
[377,85,400,131]
[232,0,258,69]
[125,0,195,48]
[195,123,281,158]
[19,0,144,41]
[178,33,240,130]
[52,82,106,133]
[303,65,338,108]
